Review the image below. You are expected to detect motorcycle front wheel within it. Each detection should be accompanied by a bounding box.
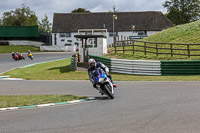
[104,83,114,99]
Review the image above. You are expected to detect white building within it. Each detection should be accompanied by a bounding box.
[52,11,172,47]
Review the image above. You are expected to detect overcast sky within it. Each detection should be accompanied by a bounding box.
[0,0,167,23]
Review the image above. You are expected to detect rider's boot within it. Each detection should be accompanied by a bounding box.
[99,91,104,95]
[107,75,117,88]
[112,82,117,88]
[113,84,117,88]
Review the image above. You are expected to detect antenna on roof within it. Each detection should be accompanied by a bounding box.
[113,5,116,12]
[112,5,119,12]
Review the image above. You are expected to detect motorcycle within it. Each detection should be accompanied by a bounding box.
[94,69,114,99]
[28,53,33,60]
[13,54,19,61]
[18,53,25,60]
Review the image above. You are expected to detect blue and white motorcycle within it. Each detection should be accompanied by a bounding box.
[94,69,114,99]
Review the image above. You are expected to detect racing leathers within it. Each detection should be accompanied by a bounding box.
[88,62,112,88]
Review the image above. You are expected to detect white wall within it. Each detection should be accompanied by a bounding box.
[52,30,161,46]
[52,33,79,46]
[40,45,76,52]
[88,38,107,56]
[8,40,43,47]
[147,31,159,36]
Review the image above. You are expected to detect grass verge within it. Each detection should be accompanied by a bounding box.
[107,20,200,60]
[0,45,40,53]
[0,95,87,108]
[4,58,88,80]
[105,52,200,61]
[3,58,200,81]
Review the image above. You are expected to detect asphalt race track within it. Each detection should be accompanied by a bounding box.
[1,53,200,133]
[0,52,73,74]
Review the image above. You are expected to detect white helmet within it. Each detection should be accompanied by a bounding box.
[88,59,96,67]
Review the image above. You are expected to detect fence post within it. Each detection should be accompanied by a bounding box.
[187,44,190,57]
[144,42,147,55]
[170,44,173,57]
[156,43,158,57]
[115,41,117,53]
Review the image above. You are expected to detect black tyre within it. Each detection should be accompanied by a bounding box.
[104,84,114,99]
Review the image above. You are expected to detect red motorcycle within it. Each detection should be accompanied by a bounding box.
[13,54,19,61]
[18,54,25,60]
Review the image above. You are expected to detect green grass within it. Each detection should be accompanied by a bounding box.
[107,20,200,60]
[0,45,40,53]
[0,95,87,108]
[4,58,88,80]
[142,20,200,44]
[105,52,200,61]
[3,58,200,81]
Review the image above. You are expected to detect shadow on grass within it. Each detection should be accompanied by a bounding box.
[47,65,71,73]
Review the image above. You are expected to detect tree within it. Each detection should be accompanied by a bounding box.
[1,4,38,26]
[71,8,90,13]
[163,0,200,25]
[0,19,2,26]
[39,14,51,33]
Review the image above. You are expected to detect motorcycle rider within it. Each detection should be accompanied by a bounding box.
[88,59,117,89]
[28,50,32,55]
[11,52,15,59]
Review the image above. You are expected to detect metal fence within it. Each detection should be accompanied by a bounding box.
[161,60,200,75]
[111,58,161,75]
[114,40,200,57]
[89,55,161,75]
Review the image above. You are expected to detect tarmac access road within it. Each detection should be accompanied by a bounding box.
[1,80,200,133]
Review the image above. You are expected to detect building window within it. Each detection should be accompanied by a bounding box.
[66,33,71,37]
[86,38,97,48]
[59,33,65,37]
[85,32,92,35]
[59,33,71,38]
[138,31,145,36]
[109,32,118,37]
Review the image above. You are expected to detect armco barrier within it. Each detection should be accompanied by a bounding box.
[89,55,161,75]
[111,58,161,75]
[87,55,200,75]
[161,60,200,75]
